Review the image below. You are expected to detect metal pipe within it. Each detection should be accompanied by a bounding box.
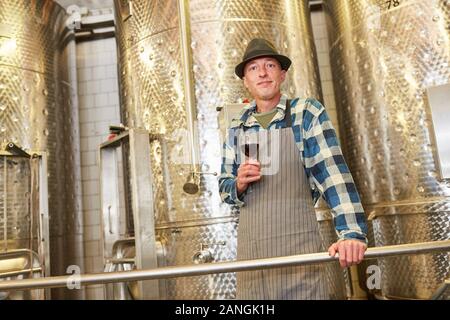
[177,0,199,174]
[0,240,449,292]
[0,267,42,279]
[3,156,7,252]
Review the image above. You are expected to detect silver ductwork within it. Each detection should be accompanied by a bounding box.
[113,0,348,299]
[0,0,84,299]
[324,0,450,299]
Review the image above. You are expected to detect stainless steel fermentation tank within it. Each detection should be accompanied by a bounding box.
[0,0,84,299]
[324,0,450,299]
[114,0,348,299]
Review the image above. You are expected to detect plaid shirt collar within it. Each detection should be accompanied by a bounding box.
[232,94,289,129]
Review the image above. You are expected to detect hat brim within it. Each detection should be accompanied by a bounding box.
[235,53,291,79]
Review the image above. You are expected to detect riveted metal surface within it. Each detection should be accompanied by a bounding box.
[372,212,450,299]
[114,0,342,299]
[156,220,238,299]
[0,0,84,299]
[0,157,33,250]
[324,0,450,299]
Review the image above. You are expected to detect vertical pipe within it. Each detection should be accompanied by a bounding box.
[29,156,34,279]
[128,129,159,299]
[177,0,199,173]
[3,156,6,252]
[38,152,51,299]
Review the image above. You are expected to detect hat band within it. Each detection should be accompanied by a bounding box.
[244,49,280,61]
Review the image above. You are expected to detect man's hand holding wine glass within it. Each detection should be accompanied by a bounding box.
[236,159,261,195]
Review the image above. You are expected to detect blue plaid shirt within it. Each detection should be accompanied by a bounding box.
[218,94,368,243]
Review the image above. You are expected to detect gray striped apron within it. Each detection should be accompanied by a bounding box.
[236,100,329,300]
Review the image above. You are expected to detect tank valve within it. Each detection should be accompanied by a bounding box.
[192,241,226,264]
[183,171,218,195]
[192,249,213,264]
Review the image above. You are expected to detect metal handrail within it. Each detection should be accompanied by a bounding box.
[0,249,43,280]
[0,267,43,279]
[0,240,449,292]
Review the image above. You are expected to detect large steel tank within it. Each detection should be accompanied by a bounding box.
[114,0,347,299]
[0,0,84,299]
[324,0,450,299]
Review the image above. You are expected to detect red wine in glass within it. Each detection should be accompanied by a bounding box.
[243,143,259,161]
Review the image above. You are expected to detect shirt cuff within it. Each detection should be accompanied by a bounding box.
[231,179,245,207]
[338,231,368,245]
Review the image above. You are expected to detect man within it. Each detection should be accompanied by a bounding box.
[218,38,368,300]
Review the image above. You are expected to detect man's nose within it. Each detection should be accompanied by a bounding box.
[258,65,268,77]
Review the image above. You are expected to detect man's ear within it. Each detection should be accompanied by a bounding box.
[280,70,287,82]
[243,76,249,89]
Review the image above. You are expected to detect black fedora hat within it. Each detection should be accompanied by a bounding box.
[235,38,292,79]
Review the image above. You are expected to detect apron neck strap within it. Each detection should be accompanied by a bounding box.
[285,99,292,128]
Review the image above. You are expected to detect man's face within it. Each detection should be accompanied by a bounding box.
[243,57,286,101]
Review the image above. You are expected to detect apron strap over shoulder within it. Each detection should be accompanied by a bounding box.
[285,99,292,128]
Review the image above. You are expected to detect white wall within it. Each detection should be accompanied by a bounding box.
[310,10,340,137]
[77,34,120,300]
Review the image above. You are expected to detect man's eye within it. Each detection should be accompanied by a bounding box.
[267,63,275,68]
[250,66,257,71]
